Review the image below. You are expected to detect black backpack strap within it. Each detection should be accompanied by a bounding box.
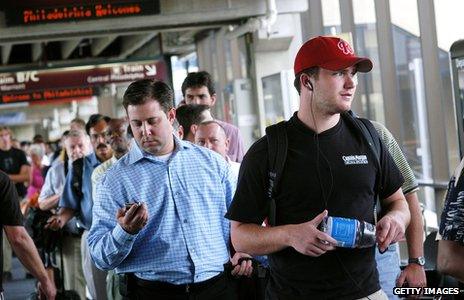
[356,119,381,167]
[71,158,84,199]
[343,111,381,167]
[265,121,288,226]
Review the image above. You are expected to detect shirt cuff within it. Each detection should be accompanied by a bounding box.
[112,224,138,245]
[403,186,419,195]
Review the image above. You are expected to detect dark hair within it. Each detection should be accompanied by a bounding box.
[181,71,215,97]
[123,79,174,113]
[175,104,210,139]
[32,134,45,144]
[62,130,70,138]
[85,114,111,135]
[293,67,319,95]
[20,141,31,147]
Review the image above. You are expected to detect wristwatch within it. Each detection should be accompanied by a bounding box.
[408,256,426,266]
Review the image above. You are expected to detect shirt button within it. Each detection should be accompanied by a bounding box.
[183,219,187,223]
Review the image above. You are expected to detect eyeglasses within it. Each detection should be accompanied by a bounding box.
[105,129,126,137]
[90,133,106,140]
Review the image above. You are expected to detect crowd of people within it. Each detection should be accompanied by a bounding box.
[1,36,463,300]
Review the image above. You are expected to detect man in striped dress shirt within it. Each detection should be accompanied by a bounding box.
[88,79,252,300]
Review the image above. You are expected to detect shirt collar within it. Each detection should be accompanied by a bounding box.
[87,152,101,168]
[127,134,193,165]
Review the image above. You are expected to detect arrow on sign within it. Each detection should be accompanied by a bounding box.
[145,65,157,76]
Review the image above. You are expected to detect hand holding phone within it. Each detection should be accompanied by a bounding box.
[117,201,148,234]
[125,201,141,212]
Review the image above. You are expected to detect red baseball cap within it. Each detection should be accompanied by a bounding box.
[294,36,373,75]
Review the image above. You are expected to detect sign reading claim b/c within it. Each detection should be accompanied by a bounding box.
[0,59,167,105]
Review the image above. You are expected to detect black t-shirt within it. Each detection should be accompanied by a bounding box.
[0,170,24,292]
[226,113,404,299]
[0,148,29,198]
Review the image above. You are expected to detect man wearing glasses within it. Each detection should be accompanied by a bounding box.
[47,114,112,300]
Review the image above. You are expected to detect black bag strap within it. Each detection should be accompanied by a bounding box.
[265,121,288,226]
[342,111,382,190]
[356,118,381,172]
[59,231,65,293]
[71,158,84,199]
[342,111,381,167]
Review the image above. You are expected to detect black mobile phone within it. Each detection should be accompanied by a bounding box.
[125,201,140,212]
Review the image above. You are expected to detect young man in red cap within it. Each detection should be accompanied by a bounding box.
[226,36,410,299]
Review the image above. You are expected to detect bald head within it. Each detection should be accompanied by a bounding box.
[194,121,229,159]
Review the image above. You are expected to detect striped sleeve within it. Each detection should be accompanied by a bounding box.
[372,121,418,194]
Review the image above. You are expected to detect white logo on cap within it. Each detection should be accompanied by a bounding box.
[338,40,354,55]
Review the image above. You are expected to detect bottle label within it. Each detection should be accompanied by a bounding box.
[326,216,357,248]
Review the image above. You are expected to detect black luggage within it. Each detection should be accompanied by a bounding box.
[28,231,80,300]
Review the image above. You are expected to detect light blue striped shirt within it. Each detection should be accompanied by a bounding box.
[88,136,236,284]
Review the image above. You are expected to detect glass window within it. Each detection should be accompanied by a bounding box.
[321,0,341,35]
[440,49,460,169]
[434,0,464,169]
[390,0,433,184]
[390,0,420,37]
[262,73,285,126]
[352,0,385,123]
[170,54,198,105]
[434,0,464,51]
[353,0,376,24]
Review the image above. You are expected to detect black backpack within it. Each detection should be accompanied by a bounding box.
[265,111,382,226]
[25,208,59,252]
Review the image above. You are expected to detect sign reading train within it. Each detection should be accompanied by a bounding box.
[0,59,167,105]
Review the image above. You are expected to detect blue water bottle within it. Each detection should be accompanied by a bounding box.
[319,216,376,248]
